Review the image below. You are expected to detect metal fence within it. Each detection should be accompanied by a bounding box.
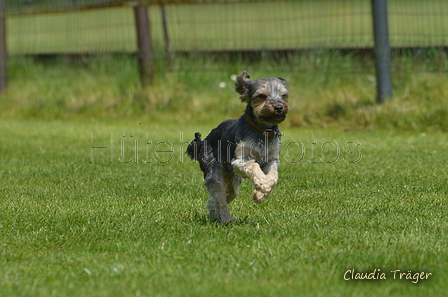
[3,0,448,95]
[7,0,448,54]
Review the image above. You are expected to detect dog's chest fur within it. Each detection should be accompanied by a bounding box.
[233,135,281,167]
[202,114,281,173]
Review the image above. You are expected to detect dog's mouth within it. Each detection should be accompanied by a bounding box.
[254,103,289,125]
[259,114,287,124]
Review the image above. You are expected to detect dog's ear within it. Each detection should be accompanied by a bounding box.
[277,77,286,85]
[235,71,251,103]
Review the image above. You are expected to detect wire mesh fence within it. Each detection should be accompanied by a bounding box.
[6,0,448,72]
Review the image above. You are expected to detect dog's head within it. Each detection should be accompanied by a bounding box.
[235,71,289,125]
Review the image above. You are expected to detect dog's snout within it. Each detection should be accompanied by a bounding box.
[274,105,283,113]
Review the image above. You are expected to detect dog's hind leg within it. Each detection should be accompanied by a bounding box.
[207,175,240,223]
[204,167,236,224]
[206,197,219,222]
[226,174,242,205]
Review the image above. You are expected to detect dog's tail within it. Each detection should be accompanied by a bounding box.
[185,132,203,161]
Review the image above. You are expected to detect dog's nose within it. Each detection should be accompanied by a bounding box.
[274,105,283,113]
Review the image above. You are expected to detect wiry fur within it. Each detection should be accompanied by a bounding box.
[186,71,289,224]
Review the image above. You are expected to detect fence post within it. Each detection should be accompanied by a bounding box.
[0,0,7,93]
[160,3,172,65]
[371,0,392,104]
[134,4,154,86]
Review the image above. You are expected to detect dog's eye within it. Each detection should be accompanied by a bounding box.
[258,94,267,100]
[281,94,288,100]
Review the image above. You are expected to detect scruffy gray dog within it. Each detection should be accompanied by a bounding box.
[186,71,289,224]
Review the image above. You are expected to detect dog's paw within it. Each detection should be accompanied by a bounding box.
[259,184,272,193]
[222,216,238,225]
[207,198,222,222]
[209,211,237,224]
[208,211,220,222]
[252,178,272,193]
[253,189,269,204]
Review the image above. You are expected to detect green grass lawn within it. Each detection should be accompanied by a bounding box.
[1,119,447,296]
[7,0,448,54]
[1,7,448,293]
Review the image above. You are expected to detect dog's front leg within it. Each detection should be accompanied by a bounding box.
[262,160,279,189]
[233,159,276,204]
[232,142,278,203]
[252,160,279,204]
[246,160,277,193]
[233,159,266,189]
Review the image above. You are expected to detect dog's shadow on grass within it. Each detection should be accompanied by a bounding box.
[193,213,258,227]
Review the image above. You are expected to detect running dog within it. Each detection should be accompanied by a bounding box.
[186,71,289,224]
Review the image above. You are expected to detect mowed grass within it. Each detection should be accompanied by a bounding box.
[1,119,447,296]
[7,0,448,54]
[2,1,447,295]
